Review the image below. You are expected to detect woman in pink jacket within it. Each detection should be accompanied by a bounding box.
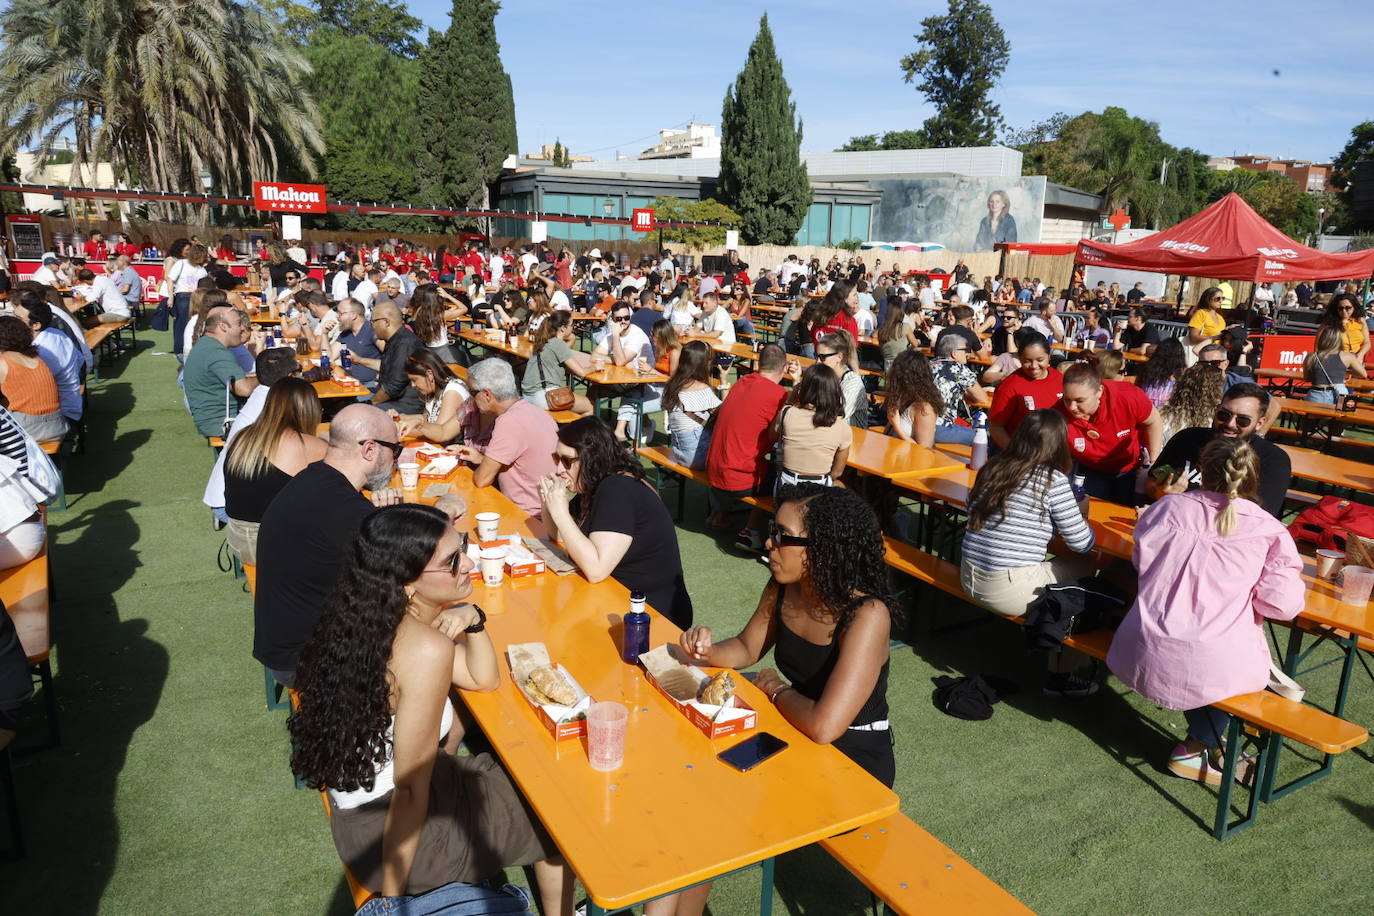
[1107,437,1304,787]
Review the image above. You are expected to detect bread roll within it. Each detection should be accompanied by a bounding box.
[526,666,577,706]
[698,670,735,706]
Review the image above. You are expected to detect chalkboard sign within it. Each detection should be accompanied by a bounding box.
[8,221,44,259]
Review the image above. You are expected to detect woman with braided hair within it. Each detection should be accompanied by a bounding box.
[1108,437,1304,788]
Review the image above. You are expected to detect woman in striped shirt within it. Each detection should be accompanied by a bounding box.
[960,409,1100,697]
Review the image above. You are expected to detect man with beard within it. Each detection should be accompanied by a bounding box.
[252,404,404,687]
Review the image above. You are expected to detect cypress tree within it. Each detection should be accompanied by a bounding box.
[416,0,517,217]
[718,15,811,245]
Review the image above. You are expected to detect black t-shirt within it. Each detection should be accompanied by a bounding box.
[1119,323,1160,350]
[935,325,982,354]
[753,277,771,295]
[1154,427,1291,518]
[377,326,424,411]
[253,462,374,672]
[1126,288,1146,303]
[577,473,693,629]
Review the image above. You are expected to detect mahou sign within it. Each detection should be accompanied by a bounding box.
[253,181,327,213]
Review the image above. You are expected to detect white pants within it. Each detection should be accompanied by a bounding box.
[0,517,45,570]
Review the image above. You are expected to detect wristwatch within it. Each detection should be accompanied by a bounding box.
[464,604,487,633]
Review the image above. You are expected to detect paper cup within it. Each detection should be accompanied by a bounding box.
[479,546,507,587]
[587,701,628,771]
[475,512,500,542]
[1338,565,1374,605]
[1316,549,1345,580]
[398,462,420,490]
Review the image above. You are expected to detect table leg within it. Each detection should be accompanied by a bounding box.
[758,856,775,916]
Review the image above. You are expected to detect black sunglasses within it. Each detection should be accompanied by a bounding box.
[767,521,810,548]
[358,438,404,459]
[816,350,838,360]
[612,314,632,323]
[425,533,470,575]
[1214,408,1255,430]
[553,451,578,469]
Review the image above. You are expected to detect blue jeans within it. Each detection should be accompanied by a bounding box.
[734,317,756,339]
[171,292,192,356]
[355,882,531,915]
[934,424,976,445]
[211,506,229,524]
[1306,387,1339,405]
[670,423,711,469]
[617,395,660,441]
[1184,706,1231,747]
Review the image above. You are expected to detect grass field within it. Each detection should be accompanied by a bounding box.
[2,330,1371,915]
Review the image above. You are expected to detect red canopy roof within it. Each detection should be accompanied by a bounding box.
[1074,193,1374,282]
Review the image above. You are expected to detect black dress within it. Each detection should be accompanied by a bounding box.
[772,584,894,787]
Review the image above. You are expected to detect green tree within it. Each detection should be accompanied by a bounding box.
[416,0,517,224]
[261,0,423,57]
[1207,169,1311,239]
[718,15,811,245]
[651,197,741,248]
[303,29,436,230]
[899,0,1010,148]
[1331,121,1374,192]
[0,0,323,221]
[838,129,926,152]
[550,140,570,169]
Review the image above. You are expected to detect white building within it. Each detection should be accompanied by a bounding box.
[638,123,721,161]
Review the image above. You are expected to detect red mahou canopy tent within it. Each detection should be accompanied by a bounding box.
[1074,193,1374,283]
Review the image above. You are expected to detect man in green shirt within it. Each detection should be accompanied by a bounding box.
[184,306,259,436]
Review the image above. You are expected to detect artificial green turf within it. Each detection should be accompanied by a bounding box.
[2,329,1370,915]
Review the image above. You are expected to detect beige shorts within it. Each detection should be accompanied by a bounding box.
[960,554,1097,618]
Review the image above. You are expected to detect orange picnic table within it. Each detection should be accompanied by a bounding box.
[845,428,965,479]
[1278,444,1374,495]
[458,326,533,361]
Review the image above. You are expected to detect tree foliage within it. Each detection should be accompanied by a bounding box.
[839,129,926,152]
[899,0,1010,148]
[551,140,570,169]
[650,197,740,248]
[0,0,323,220]
[416,0,517,222]
[260,0,423,57]
[718,15,811,246]
[1331,121,1374,192]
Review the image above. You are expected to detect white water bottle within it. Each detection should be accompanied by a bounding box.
[969,414,989,471]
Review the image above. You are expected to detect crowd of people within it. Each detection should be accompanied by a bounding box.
[3,228,1355,911]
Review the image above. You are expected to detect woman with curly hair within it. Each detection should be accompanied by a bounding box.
[1134,335,1188,409]
[1318,292,1371,360]
[962,409,1100,698]
[538,417,693,628]
[289,504,572,910]
[409,284,464,366]
[884,350,943,447]
[681,484,900,785]
[1160,362,1225,442]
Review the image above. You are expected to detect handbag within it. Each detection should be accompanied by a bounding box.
[1267,663,1306,702]
[151,260,183,332]
[534,345,575,412]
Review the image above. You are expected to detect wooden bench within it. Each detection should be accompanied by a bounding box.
[0,545,56,747]
[637,445,774,521]
[84,319,135,380]
[548,410,582,424]
[881,538,1369,838]
[820,812,1034,916]
[206,435,226,451]
[37,439,67,510]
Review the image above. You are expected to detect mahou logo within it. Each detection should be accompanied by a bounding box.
[253,182,328,213]
[1159,239,1210,254]
[1257,246,1299,259]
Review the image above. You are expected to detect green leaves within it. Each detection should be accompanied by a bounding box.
[1331,121,1374,192]
[898,0,1009,148]
[651,197,740,248]
[717,14,811,246]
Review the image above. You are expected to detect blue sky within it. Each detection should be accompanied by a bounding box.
[411,1,1373,165]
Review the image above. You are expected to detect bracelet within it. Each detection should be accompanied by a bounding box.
[769,684,792,703]
[463,604,487,633]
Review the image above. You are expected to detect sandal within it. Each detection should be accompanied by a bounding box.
[1209,747,1259,787]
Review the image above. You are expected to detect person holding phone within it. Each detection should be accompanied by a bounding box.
[680,485,897,787]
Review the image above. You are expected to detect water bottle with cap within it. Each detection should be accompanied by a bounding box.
[1070,461,1088,509]
[622,591,650,664]
[969,413,989,472]
[339,345,352,369]
[319,350,331,373]
[1134,446,1152,499]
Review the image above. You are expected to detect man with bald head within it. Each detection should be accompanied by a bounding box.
[253,403,404,687]
[368,300,424,413]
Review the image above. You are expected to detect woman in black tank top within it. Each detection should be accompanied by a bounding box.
[679,484,899,787]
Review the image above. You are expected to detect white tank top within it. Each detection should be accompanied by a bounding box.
[329,698,455,809]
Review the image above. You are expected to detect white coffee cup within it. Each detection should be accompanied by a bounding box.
[479,546,507,587]
[398,462,420,490]
[475,512,500,542]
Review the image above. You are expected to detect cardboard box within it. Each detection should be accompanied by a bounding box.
[638,644,757,739]
[418,455,459,480]
[507,645,591,740]
[470,536,546,579]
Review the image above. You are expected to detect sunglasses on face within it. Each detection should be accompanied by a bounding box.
[359,438,404,459]
[1214,408,1255,429]
[612,314,631,323]
[816,350,837,360]
[553,451,578,469]
[425,533,470,575]
[767,521,810,548]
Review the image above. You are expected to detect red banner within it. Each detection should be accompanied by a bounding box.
[631,208,656,233]
[1257,334,1314,371]
[253,181,327,213]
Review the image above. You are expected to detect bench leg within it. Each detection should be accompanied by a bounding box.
[1212,715,1261,839]
[264,666,289,711]
[1265,627,1357,802]
[33,660,59,748]
[0,745,20,858]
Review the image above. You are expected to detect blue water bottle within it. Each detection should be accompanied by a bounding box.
[622,591,650,664]
[339,345,352,369]
[319,351,331,372]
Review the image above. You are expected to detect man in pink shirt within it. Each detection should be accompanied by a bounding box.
[452,358,557,517]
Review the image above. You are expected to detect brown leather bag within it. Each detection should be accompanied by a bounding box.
[535,347,575,411]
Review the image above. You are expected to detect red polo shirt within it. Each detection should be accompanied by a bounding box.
[83,239,108,261]
[706,373,788,492]
[990,367,1063,436]
[1056,380,1153,474]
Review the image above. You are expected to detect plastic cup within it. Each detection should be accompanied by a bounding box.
[1339,565,1374,605]
[1316,549,1345,580]
[475,512,500,542]
[587,701,628,771]
[479,546,507,587]
[398,462,420,490]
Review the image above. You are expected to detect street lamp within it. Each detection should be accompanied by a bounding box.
[200,168,215,226]
[603,197,615,217]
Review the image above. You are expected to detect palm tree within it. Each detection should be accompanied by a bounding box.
[0,0,323,220]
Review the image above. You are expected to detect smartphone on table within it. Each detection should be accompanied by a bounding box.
[717,732,789,772]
